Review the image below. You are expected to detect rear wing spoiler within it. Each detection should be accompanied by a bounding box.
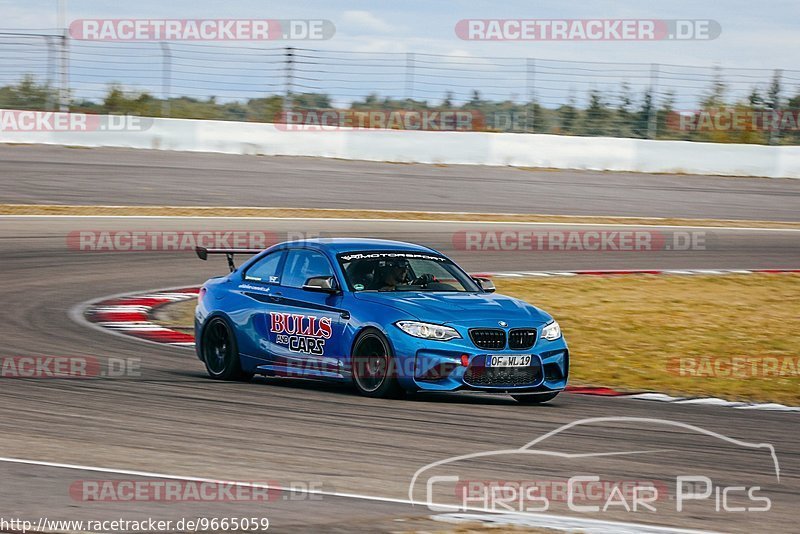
[195,247,263,272]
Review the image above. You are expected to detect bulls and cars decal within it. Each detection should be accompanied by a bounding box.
[270,312,333,356]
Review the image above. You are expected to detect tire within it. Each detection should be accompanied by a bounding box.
[200,317,250,381]
[512,392,559,404]
[351,329,402,398]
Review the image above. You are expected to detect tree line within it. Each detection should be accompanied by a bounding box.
[2,75,799,145]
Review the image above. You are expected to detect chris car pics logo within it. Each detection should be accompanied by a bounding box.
[409,417,778,515]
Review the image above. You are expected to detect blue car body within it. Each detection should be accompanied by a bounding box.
[194,238,568,399]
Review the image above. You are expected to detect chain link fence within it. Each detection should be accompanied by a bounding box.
[2,32,799,144]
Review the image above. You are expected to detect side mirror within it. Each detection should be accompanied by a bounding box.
[303,276,339,293]
[473,277,496,293]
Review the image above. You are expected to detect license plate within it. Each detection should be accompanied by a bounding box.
[486,355,532,368]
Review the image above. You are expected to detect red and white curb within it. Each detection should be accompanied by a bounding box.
[483,268,800,278]
[81,287,198,347]
[77,284,799,413]
[565,387,800,412]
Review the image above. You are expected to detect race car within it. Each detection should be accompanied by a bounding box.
[194,238,568,403]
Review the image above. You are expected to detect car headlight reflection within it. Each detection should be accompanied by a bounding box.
[541,320,561,341]
[396,321,461,341]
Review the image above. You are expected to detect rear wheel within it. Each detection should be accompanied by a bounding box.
[351,330,402,398]
[512,392,559,404]
[201,317,250,381]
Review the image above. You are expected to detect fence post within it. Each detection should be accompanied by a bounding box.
[647,63,660,139]
[526,58,536,133]
[44,36,57,110]
[769,69,782,146]
[57,0,69,111]
[405,52,414,101]
[283,46,294,117]
[58,29,70,111]
[160,42,171,117]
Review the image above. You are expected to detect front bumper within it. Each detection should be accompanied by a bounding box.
[388,329,569,393]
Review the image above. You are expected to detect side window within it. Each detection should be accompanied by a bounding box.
[282,249,335,289]
[244,251,284,283]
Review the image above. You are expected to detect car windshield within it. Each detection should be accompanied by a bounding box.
[339,251,479,292]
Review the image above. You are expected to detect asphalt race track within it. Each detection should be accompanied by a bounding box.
[2,145,800,221]
[0,147,799,533]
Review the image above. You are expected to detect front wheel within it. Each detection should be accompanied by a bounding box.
[351,330,402,398]
[512,392,559,404]
[200,317,250,381]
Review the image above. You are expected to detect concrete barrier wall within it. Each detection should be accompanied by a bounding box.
[2,113,799,178]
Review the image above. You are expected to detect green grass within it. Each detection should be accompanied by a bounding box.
[497,274,800,404]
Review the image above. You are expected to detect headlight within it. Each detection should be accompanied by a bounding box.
[396,321,461,341]
[541,320,561,341]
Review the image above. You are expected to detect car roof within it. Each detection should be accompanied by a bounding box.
[278,238,441,255]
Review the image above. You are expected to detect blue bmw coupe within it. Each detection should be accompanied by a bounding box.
[194,238,568,403]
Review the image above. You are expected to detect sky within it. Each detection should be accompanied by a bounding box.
[1,0,798,107]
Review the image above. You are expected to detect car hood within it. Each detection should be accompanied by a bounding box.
[353,291,551,327]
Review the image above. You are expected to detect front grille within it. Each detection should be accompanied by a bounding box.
[469,328,506,350]
[464,362,543,387]
[509,328,537,350]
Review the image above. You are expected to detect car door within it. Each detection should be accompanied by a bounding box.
[235,249,289,366]
[268,248,349,378]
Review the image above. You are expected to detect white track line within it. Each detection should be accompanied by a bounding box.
[0,456,714,534]
[1,214,798,232]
